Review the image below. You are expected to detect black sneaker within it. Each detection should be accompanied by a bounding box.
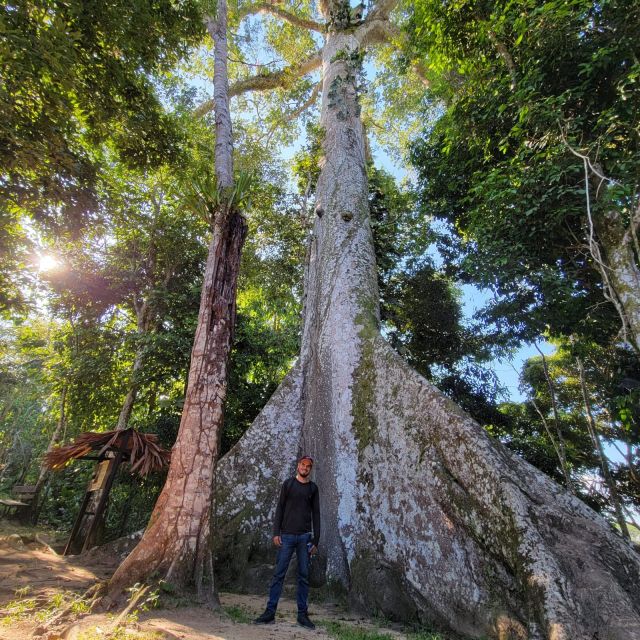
[297,613,315,629]
[254,609,275,624]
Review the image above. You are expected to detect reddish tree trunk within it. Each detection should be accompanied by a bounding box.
[106,208,246,602]
[104,0,241,604]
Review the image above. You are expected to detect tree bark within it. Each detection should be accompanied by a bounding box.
[212,4,640,638]
[576,356,630,540]
[594,209,640,356]
[105,0,247,605]
[30,385,68,524]
[106,207,246,603]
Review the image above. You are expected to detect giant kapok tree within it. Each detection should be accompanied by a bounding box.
[108,1,640,638]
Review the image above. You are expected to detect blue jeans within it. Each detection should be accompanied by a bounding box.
[266,532,311,614]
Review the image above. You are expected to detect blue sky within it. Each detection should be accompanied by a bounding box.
[364,140,557,404]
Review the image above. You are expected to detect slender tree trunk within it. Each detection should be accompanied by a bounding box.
[213,4,640,639]
[105,0,247,605]
[117,298,152,430]
[576,356,630,540]
[74,302,151,553]
[116,353,143,430]
[533,345,573,491]
[30,385,68,524]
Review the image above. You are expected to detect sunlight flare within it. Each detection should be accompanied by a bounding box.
[38,254,60,272]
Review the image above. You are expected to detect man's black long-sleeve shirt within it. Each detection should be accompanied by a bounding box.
[272,477,320,547]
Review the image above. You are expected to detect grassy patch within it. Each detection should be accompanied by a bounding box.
[319,620,396,640]
[223,604,253,624]
[0,597,38,624]
[318,619,455,640]
[0,590,90,626]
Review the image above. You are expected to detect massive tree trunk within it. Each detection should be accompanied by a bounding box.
[105,0,246,605]
[213,5,640,638]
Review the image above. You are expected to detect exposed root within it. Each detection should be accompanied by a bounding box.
[31,582,106,638]
[214,338,640,639]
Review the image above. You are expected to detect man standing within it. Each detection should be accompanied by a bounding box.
[254,455,320,629]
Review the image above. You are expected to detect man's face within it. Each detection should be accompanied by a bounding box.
[297,459,313,477]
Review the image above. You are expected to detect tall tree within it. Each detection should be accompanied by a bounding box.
[201,2,640,638]
[0,0,204,311]
[46,166,210,550]
[105,0,248,604]
[409,0,640,354]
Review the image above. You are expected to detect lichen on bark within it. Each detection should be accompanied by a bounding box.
[212,3,640,637]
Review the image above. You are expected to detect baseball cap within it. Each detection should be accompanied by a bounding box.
[298,455,314,464]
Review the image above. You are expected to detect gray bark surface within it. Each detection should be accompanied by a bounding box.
[595,210,640,355]
[213,3,640,637]
[214,365,303,589]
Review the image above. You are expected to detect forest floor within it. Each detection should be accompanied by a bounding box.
[0,520,441,640]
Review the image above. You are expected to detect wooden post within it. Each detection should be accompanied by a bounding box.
[81,452,124,553]
[64,433,130,555]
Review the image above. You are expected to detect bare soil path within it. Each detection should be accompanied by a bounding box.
[0,522,416,640]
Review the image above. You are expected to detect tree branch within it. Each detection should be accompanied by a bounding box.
[237,2,323,32]
[367,0,400,21]
[280,81,321,125]
[354,18,431,88]
[194,50,322,117]
[488,31,517,91]
[263,81,322,142]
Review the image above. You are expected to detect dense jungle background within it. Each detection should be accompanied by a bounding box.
[1,0,639,549]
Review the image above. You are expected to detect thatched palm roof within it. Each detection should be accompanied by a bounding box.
[45,428,170,476]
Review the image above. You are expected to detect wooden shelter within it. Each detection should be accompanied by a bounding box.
[45,428,170,555]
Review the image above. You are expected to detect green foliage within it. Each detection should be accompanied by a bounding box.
[223,185,306,453]
[0,319,62,491]
[39,462,94,530]
[184,170,257,225]
[223,604,253,623]
[367,166,503,419]
[0,590,90,626]
[490,336,640,515]
[1,0,204,181]
[406,633,448,640]
[0,0,205,311]
[368,167,428,299]
[406,0,640,521]
[264,6,318,68]
[409,0,640,347]
[292,122,325,195]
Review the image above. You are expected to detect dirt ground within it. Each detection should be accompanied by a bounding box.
[0,521,412,640]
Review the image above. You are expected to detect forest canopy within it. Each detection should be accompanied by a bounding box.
[1,0,638,559]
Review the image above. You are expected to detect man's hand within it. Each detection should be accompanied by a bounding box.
[309,544,318,556]
[273,535,282,547]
